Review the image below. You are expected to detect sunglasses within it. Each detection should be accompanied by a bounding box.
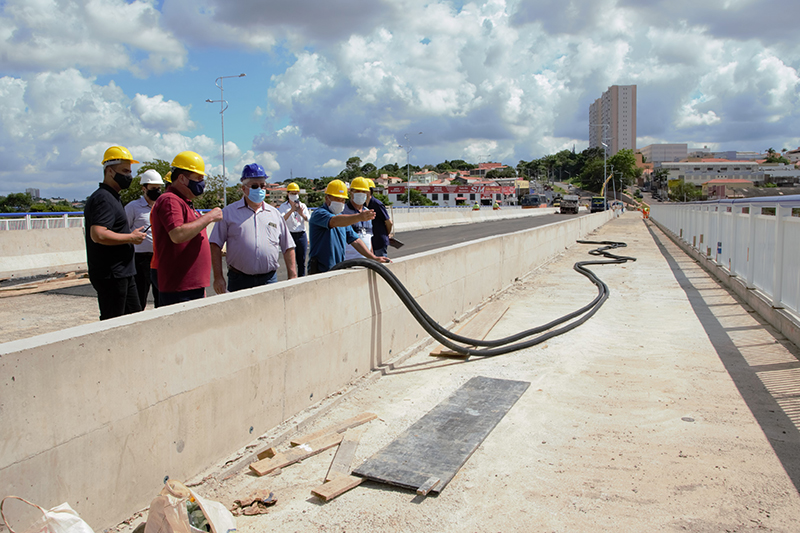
[248,183,268,189]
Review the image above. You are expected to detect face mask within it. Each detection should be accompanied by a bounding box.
[113,170,133,190]
[146,189,161,201]
[352,192,367,205]
[248,187,266,204]
[329,200,345,214]
[288,194,299,202]
[187,178,205,196]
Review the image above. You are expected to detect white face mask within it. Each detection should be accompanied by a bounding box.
[352,192,367,205]
[288,194,299,202]
[329,200,345,214]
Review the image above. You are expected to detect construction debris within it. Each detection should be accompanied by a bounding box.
[249,433,343,477]
[230,490,276,516]
[290,412,377,447]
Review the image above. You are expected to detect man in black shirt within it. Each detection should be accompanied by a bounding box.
[84,146,146,320]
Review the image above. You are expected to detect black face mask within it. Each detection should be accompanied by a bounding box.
[187,179,206,196]
[146,189,161,201]
[113,170,133,190]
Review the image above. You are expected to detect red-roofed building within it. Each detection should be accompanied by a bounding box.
[702,179,755,200]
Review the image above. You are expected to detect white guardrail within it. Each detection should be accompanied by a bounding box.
[650,196,800,318]
[0,205,529,231]
[0,213,85,230]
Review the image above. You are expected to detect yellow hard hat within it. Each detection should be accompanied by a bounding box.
[367,179,376,189]
[102,146,139,166]
[325,179,348,199]
[350,176,370,192]
[287,182,300,192]
[171,151,206,176]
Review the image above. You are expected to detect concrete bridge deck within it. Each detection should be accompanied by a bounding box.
[181,212,800,532]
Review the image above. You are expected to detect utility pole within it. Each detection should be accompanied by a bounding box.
[206,73,246,206]
[398,132,422,208]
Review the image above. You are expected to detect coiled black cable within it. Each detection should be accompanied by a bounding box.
[331,240,635,357]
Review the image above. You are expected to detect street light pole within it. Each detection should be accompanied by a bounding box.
[206,73,245,206]
[398,132,422,208]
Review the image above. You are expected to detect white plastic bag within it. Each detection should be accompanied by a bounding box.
[1,496,95,533]
[188,491,236,533]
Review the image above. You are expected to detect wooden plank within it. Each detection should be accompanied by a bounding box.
[311,475,364,502]
[354,376,530,494]
[290,412,376,447]
[249,433,343,476]
[430,301,509,357]
[255,447,277,461]
[0,277,90,297]
[325,429,362,482]
[416,477,440,496]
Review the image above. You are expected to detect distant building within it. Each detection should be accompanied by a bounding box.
[702,179,755,200]
[26,188,40,199]
[657,160,800,188]
[784,147,800,163]
[589,85,637,156]
[639,144,687,163]
[657,159,759,187]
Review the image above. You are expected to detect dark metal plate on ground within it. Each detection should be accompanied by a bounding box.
[353,376,530,494]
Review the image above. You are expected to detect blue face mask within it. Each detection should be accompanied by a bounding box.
[187,178,205,196]
[248,187,266,204]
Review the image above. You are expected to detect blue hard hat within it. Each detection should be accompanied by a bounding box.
[241,163,268,181]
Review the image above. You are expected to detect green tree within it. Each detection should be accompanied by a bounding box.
[668,180,702,202]
[120,159,172,205]
[398,188,436,206]
[0,192,33,212]
[485,166,517,180]
[373,192,392,206]
[305,191,324,208]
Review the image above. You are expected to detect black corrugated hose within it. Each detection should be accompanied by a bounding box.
[331,240,636,357]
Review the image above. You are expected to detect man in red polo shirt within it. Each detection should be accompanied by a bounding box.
[151,151,222,306]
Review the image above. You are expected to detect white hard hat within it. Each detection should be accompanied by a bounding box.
[140,169,165,185]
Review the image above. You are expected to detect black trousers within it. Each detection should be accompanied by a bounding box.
[290,231,308,277]
[134,252,157,310]
[91,275,141,321]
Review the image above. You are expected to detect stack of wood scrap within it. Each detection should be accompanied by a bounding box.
[0,271,90,298]
[248,412,376,503]
[429,300,509,357]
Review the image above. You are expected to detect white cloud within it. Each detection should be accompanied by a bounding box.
[0,0,186,75]
[131,94,195,132]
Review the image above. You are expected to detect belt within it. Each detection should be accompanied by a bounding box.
[290,230,306,235]
[227,265,275,277]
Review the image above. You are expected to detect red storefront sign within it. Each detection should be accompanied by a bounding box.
[387,185,514,199]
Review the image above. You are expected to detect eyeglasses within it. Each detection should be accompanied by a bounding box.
[248,183,268,190]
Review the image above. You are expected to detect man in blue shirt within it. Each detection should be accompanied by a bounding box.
[308,179,391,274]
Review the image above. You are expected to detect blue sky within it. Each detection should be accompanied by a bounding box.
[1,0,799,200]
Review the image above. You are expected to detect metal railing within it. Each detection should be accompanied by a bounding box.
[0,212,86,230]
[650,196,800,317]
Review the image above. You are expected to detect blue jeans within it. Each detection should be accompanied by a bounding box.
[227,268,277,292]
[373,246,388,258]
[290,231,308,277]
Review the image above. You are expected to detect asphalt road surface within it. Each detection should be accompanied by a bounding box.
[35,211,588,301]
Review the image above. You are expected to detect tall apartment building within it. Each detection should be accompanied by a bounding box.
[589,85,637,156]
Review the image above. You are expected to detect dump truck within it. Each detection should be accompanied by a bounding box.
[559,194,579,214]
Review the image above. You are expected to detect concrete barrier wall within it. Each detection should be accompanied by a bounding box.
[0,207,566,278]
[0,211,612,529]
[0,228,87,278]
